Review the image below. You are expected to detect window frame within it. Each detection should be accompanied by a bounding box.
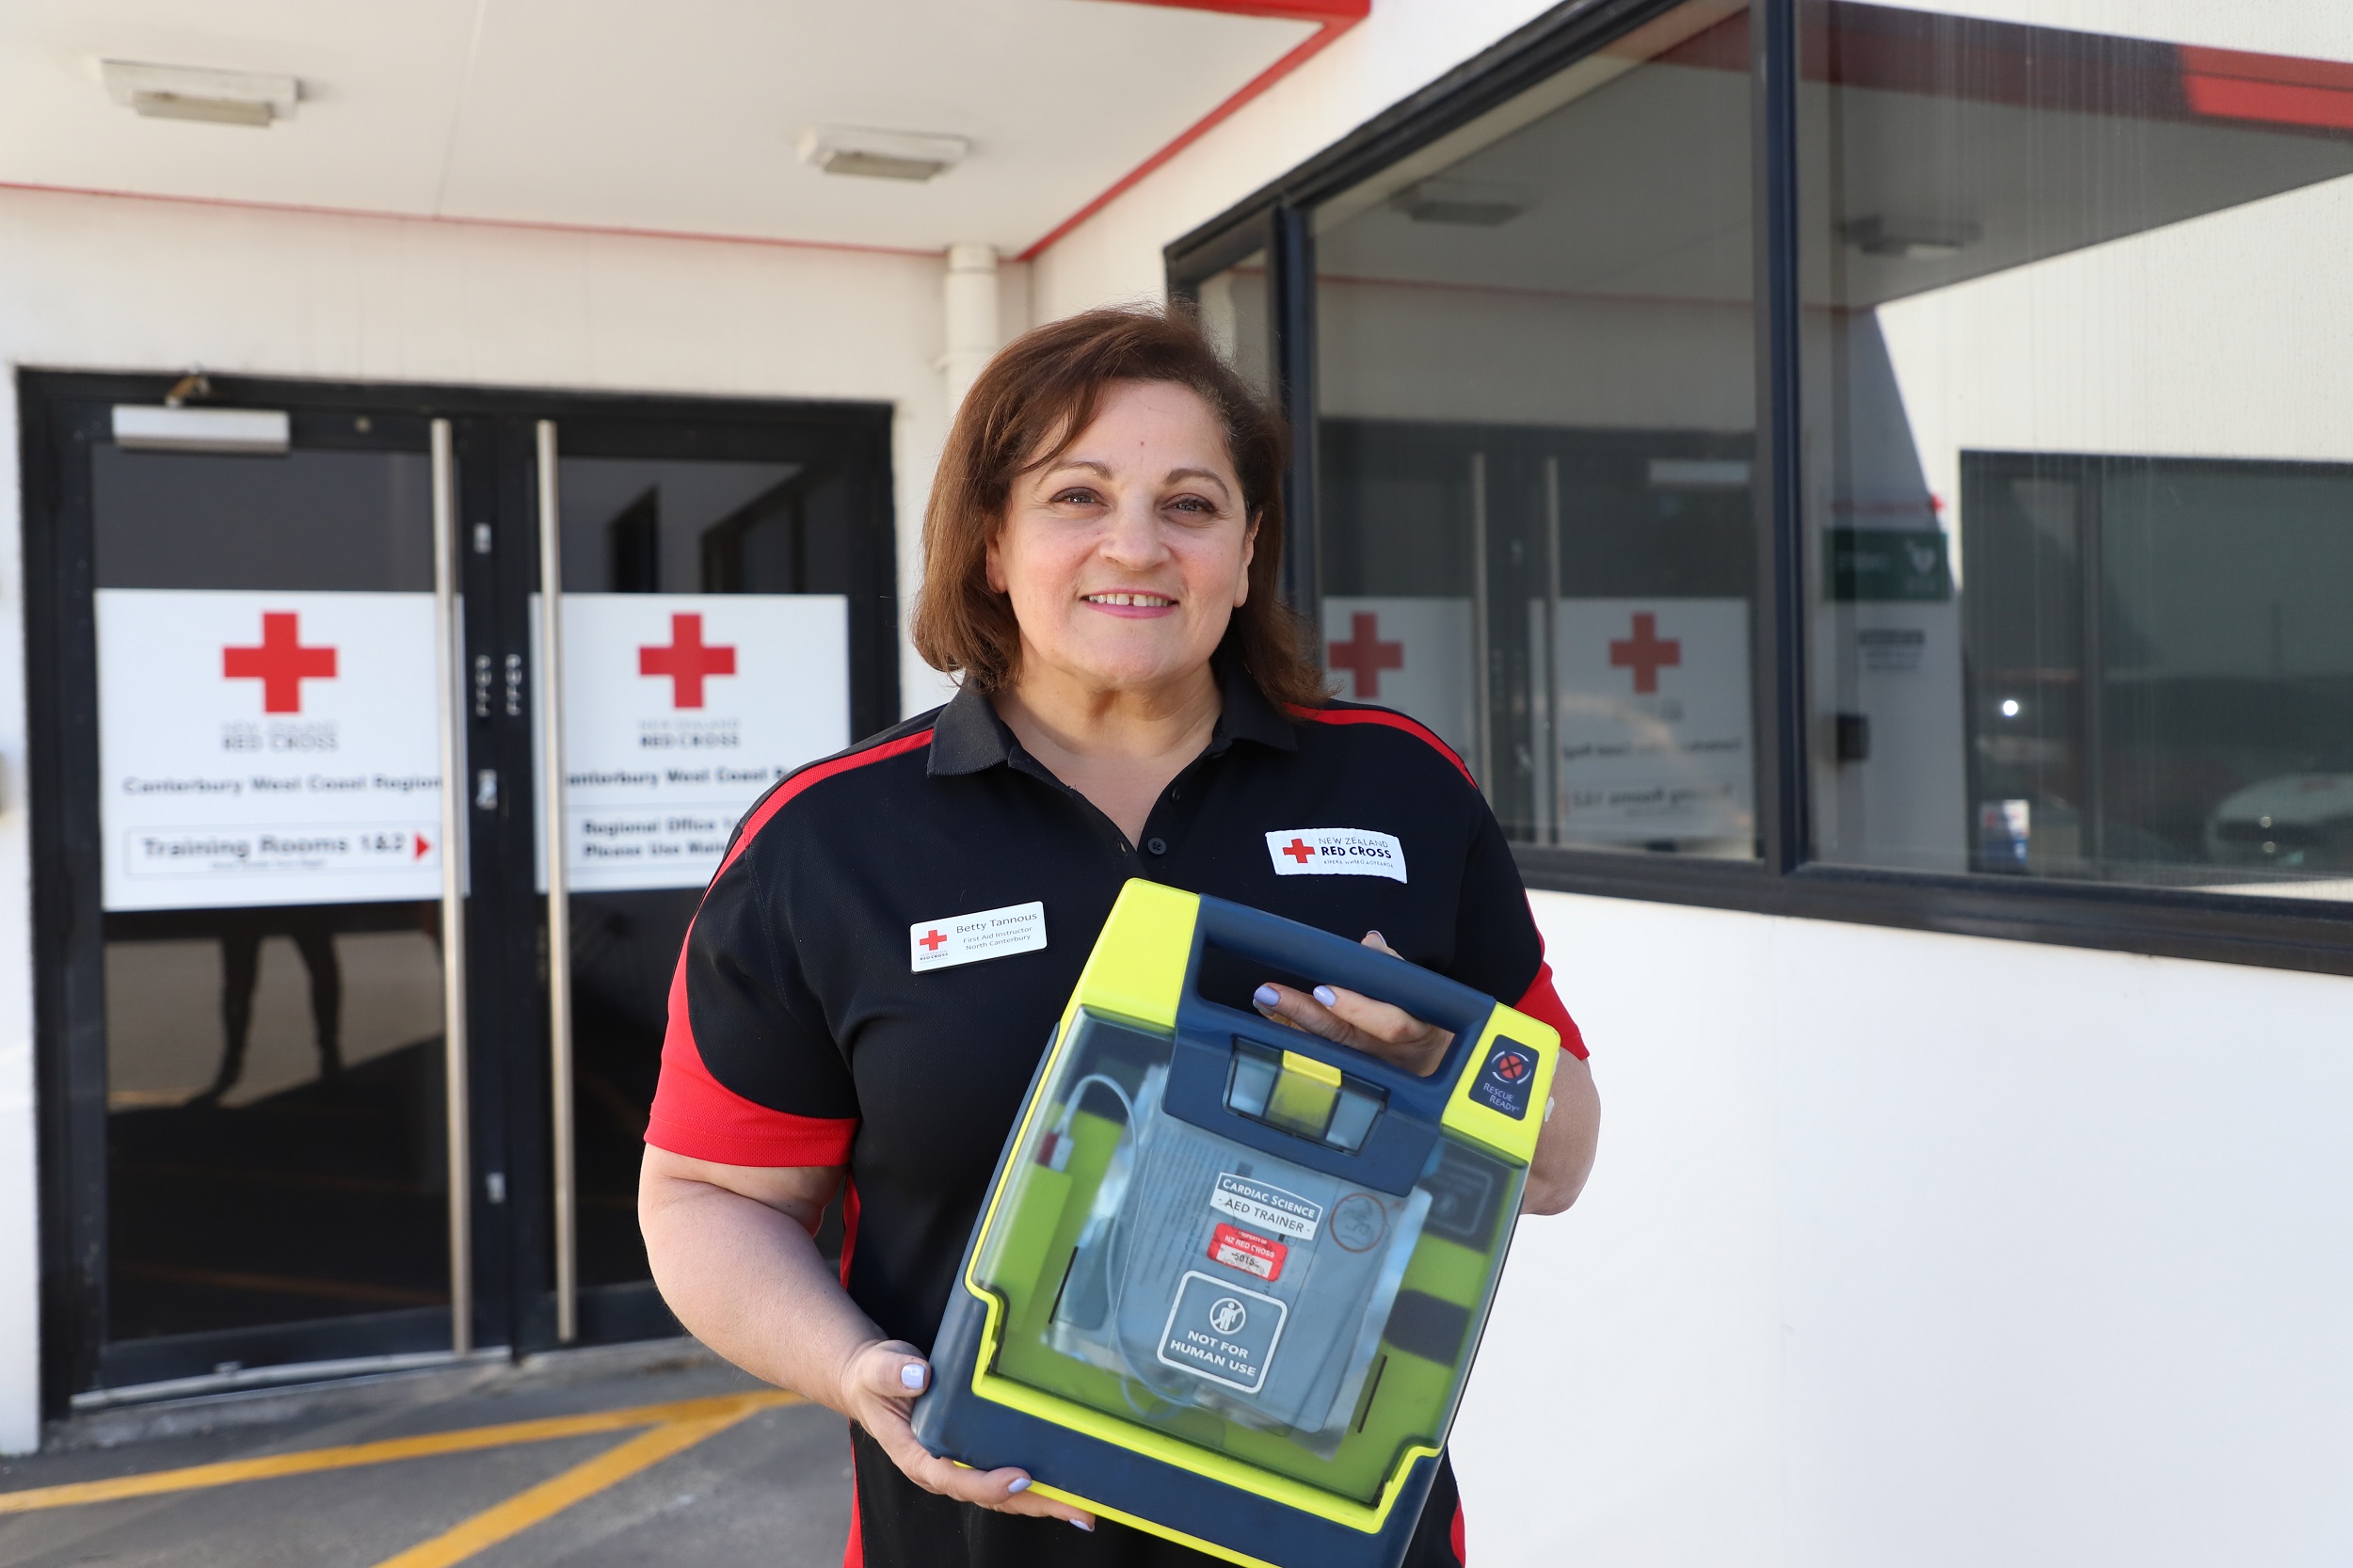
[1167,0,2353,978]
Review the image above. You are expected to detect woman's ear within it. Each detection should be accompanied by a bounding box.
[984,531,1008,595]
[1234,513,1258,607]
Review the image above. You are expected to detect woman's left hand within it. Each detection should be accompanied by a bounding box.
[1252,931,1452,1078]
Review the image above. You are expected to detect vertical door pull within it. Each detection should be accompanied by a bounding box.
[430,419,472,1358]
[536,420,579,1345]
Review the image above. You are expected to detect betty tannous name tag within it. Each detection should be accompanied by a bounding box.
[909,901,1048,972]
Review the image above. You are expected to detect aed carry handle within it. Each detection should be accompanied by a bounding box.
[1160,892,1502,1198]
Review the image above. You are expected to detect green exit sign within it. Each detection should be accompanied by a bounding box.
[1826,528,1951,601]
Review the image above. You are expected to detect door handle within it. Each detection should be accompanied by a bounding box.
[431,418,473,1358]
[536,419,579,1345]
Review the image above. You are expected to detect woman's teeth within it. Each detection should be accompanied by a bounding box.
[1085,593,1174,607]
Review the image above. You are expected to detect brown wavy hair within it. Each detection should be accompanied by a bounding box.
[911,303,1325,708]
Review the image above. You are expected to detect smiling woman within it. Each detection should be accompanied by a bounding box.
[636,304,1599,1568]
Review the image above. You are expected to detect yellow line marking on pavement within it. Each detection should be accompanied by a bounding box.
[0,1391,798,1514]
[364,1406,757,1568]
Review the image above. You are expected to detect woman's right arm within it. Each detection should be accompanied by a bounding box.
[637,1146,1094,1527]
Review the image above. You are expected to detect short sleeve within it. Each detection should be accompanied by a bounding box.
[644,842,861,1166]
[1447,809,1591,1062]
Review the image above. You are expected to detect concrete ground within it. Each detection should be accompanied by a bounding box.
[0,1341,852,1568]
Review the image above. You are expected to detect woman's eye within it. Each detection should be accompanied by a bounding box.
[1050,488,1101,506]
[1167,495,1216,516]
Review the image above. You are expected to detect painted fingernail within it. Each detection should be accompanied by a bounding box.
[1006,1477,1031,1494]
[1367,930,1385,946]
[1314,985,1338,1007]
[1254,984,1280,1008]
[1069,1518,1095,1531]
[900,1363,927,1391]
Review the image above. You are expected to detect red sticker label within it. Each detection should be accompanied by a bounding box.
[1208,1222,1288,1282]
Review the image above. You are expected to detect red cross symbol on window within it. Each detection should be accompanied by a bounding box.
[639,614,737,709]
[1609,612,1681,695]
[223,612,338,713]
[1281,837,1317,863]
[1327,612,1403,699]
[919,929,947,952]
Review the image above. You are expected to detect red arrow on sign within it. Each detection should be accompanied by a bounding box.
[415,833,431,861]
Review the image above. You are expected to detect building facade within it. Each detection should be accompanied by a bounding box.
[6,2,2351,1564]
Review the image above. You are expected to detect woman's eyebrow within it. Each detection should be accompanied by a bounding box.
[1164,466,1233,498]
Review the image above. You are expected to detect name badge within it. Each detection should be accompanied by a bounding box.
[1264,827,1408,883]
[909,901,1048,972]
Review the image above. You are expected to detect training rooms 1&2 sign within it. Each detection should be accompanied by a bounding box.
[97,589,446,911]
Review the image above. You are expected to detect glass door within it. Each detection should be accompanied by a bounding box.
[27,376,897,1407]
[66,401,472,1392]
[526,409,894,1343]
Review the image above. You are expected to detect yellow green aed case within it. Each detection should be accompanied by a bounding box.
[913,879,1561,1567]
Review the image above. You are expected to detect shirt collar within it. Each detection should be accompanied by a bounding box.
[927,656,1297,778]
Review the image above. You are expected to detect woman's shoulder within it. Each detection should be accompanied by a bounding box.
[716,708,947,872]
[1280,696,1480,792]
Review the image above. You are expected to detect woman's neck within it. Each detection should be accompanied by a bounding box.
[992,662,1222,844]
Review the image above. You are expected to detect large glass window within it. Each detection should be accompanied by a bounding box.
[1801,3,2353,895]
[1311,0,1758,856]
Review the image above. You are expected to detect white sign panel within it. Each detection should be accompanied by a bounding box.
[1549,598,1753,848]
[97,589,445,911]
[1320,598,1474,759]
[539,593,850,892]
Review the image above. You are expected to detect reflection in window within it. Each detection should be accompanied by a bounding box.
[1801,2,2353,895]
[1313,1,1758,856]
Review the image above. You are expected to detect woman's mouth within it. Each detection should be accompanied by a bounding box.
[1082,591,1177,618]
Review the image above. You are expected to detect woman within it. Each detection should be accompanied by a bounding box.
[639,306,1601,1566]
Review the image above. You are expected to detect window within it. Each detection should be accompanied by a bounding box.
[1173,0,2353,968]
[1309,0,1757,856]
[1801,3,2353,897]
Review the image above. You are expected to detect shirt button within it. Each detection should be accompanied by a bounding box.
[1146,837,1168,856]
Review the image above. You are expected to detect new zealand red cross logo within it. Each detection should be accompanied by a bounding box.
[1609,612,1681,695]
[1326,612,1403,699]
[639,614,737,709]
[919,929,948,952]
[1281,838,1316,864]
[223,612,337,713]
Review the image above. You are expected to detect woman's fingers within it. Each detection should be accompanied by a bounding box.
[846,1339,933,1403]
[870,1416,1096,1524]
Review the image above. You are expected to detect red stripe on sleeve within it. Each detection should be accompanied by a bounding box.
[645,951,858,1165]
[1450,1498,1466,1562]
[645,728,936,1167]
[1286,702,1478,788]
[1515,959,1589,1061]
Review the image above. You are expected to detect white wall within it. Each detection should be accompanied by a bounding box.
[1453,888,2353,1568]
[1031,0,1567,318]
[0,184,1024,1448]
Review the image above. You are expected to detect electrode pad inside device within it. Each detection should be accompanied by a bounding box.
[915,880,1561,1568]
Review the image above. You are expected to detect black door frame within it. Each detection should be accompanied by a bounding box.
[22,368,898,1416]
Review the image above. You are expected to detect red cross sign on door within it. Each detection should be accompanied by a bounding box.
[223,612,338,713]
[1609,612,1682,694]
[639,614,738,709]
[1327,612,1403,699]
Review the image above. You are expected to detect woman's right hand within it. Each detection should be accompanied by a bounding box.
[838,1338,1097,1530]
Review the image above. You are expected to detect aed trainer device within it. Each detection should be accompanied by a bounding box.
[913,879,1561,1568]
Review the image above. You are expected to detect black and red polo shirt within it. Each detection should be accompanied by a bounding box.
[645,661,1586,1568]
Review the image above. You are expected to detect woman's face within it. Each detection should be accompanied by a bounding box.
[988,379,1255,699]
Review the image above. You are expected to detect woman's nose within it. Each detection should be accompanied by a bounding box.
[1098,495,1171,567]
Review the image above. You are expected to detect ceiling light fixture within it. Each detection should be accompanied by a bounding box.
[1390,178,1532,227]
[1843,215,1980,260]
[102,59,299,127]
[796,125,969,183]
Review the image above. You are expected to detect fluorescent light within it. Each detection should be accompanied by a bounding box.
[1843,215,1979,260]
[113,407,290,456]
[1648,458,1751,489]
[102,59,298,128]
[796,125,969,182]
[1390,178,1532,227]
